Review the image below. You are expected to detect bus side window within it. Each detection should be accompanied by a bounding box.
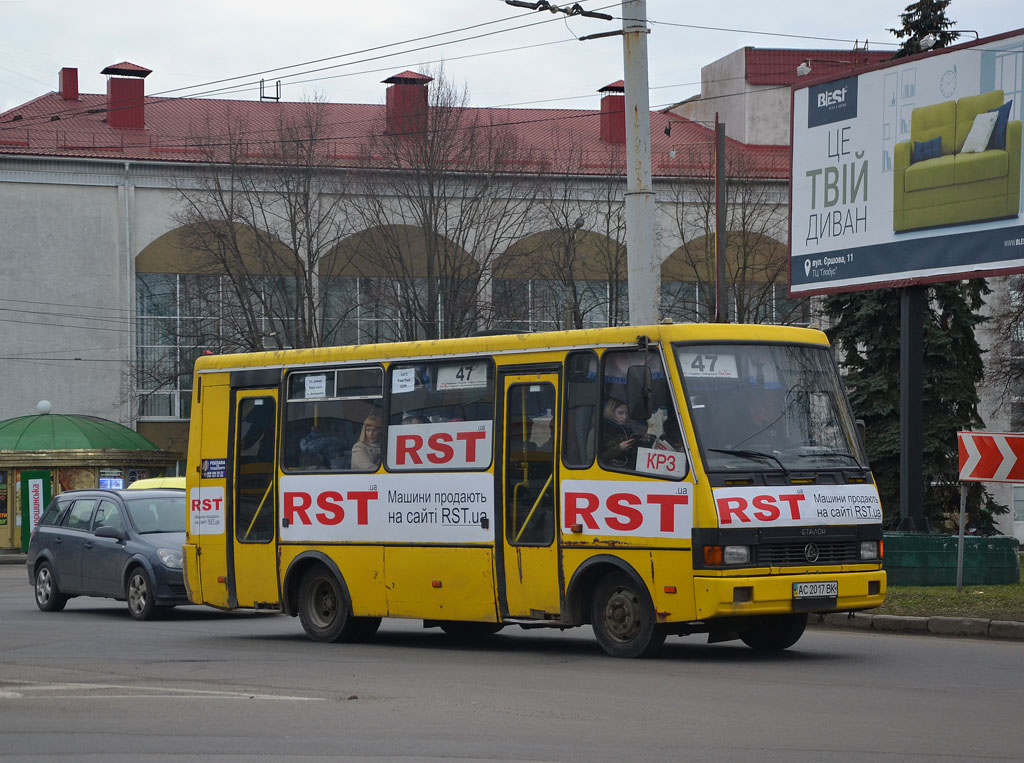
[563,350,598,468]
[283,368,384,472]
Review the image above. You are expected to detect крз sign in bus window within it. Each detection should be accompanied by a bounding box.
[598,349,686,479]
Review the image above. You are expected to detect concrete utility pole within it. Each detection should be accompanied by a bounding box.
[503,1,656,325]
[621,0,658,326]
[715,117,727,323]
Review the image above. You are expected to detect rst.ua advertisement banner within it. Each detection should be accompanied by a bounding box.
[791,29,1024,295]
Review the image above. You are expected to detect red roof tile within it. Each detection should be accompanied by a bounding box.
[0,85,789,180]
[745,47,891,86]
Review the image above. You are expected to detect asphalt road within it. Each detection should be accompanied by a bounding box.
[2,565,1022,762]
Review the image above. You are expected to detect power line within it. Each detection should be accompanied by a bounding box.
[0,6,616,133]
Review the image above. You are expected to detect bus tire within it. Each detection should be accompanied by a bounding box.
[739,613,807,652]
[298,567,361,643]
[591,571,666,658]
[438,621,504,641]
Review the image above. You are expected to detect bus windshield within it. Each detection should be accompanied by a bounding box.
[675,342,865,473]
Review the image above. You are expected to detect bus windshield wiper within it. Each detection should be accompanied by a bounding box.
[708,447,789,475]
[795,450,861,464]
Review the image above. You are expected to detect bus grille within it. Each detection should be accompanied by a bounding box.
[757,541,860,566]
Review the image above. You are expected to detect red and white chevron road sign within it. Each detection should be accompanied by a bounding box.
[957,431,1024,483]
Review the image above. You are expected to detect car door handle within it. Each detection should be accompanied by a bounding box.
[84,541,94,549]
[54,537,62,544]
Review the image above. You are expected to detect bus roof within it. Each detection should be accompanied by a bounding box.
[193,323,829,373]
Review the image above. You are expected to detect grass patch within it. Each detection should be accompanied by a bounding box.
[872,561,1024,621]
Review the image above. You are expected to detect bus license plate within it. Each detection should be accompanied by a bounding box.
[793,581,838,599]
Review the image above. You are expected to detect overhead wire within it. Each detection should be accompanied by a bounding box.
[1,3,618,131]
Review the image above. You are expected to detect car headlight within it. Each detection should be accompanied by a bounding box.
[157,548,183,569]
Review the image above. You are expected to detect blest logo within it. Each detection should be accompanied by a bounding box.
[808,76,858,128]
[817,86,847,107]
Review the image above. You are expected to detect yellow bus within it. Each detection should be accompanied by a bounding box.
[183,323,885,657]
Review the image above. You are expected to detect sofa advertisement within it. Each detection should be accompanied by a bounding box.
[790,29,1024,295]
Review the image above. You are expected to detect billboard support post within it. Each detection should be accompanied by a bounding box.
[899,285,925,530]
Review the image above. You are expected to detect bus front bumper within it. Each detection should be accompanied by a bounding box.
[693,569,886,620]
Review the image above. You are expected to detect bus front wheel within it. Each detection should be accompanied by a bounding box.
[297,567,377,643]
[739,613,808,652]
[590,571,666,658]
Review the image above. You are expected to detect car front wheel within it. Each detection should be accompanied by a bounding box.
[126,568,157,621]
[34,562,68,612]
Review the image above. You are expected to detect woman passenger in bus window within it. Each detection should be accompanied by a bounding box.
[600,398,641,468]
[351,414,383,470]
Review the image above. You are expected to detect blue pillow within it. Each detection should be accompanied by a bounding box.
[912,136,942,164]
[987,100,1013,150]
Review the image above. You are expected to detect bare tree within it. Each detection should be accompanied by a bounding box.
[346,68,539,340]
[495,140,629,331]
[660,140,802,325]
[171,99,358,352]
[985,276,1024,415]
[134,100,360,417]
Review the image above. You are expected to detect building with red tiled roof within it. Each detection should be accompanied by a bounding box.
[0,61,796,453]
[0,63,788,177]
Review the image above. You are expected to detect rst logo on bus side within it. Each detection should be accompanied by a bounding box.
[713,485,883,528]
[387,421,493,471]
[560,480,693,539]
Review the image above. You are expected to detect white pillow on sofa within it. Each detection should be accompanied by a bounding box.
[961,111,999,153]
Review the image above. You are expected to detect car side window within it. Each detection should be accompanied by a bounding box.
[63,499,97,531]
[38,500,66,527]
[92,500,124,533]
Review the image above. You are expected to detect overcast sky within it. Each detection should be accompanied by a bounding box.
[0,1,1017,115]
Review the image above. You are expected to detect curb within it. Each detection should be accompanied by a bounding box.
[810,612,1024,641]
[0,554,26,566]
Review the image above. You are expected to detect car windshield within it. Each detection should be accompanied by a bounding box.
[124,494,186,534]
[675,342,866,473]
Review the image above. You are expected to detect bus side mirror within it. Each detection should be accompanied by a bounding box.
[855,418,866,449]
[626,365,653,421]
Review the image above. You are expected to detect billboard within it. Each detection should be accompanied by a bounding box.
[790,29,1024,295]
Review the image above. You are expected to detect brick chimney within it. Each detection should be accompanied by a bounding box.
[58,68,78,100]
[599,80,626,145]
[382,71,433,136]
[101,61,152,129]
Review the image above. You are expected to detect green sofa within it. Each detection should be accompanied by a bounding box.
[893,89,1021,232]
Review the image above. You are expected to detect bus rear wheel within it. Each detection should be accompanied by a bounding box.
[591,571,666,658]
[297,567,377,643]
[739,613,808,652]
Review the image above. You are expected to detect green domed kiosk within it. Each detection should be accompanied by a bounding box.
[0,402,181,551]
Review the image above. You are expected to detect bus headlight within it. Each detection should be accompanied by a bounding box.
[723,545,750,565]
[859,541,880,561]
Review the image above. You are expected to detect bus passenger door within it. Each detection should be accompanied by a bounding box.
[498,373,562,619]
[230,390,280,609]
